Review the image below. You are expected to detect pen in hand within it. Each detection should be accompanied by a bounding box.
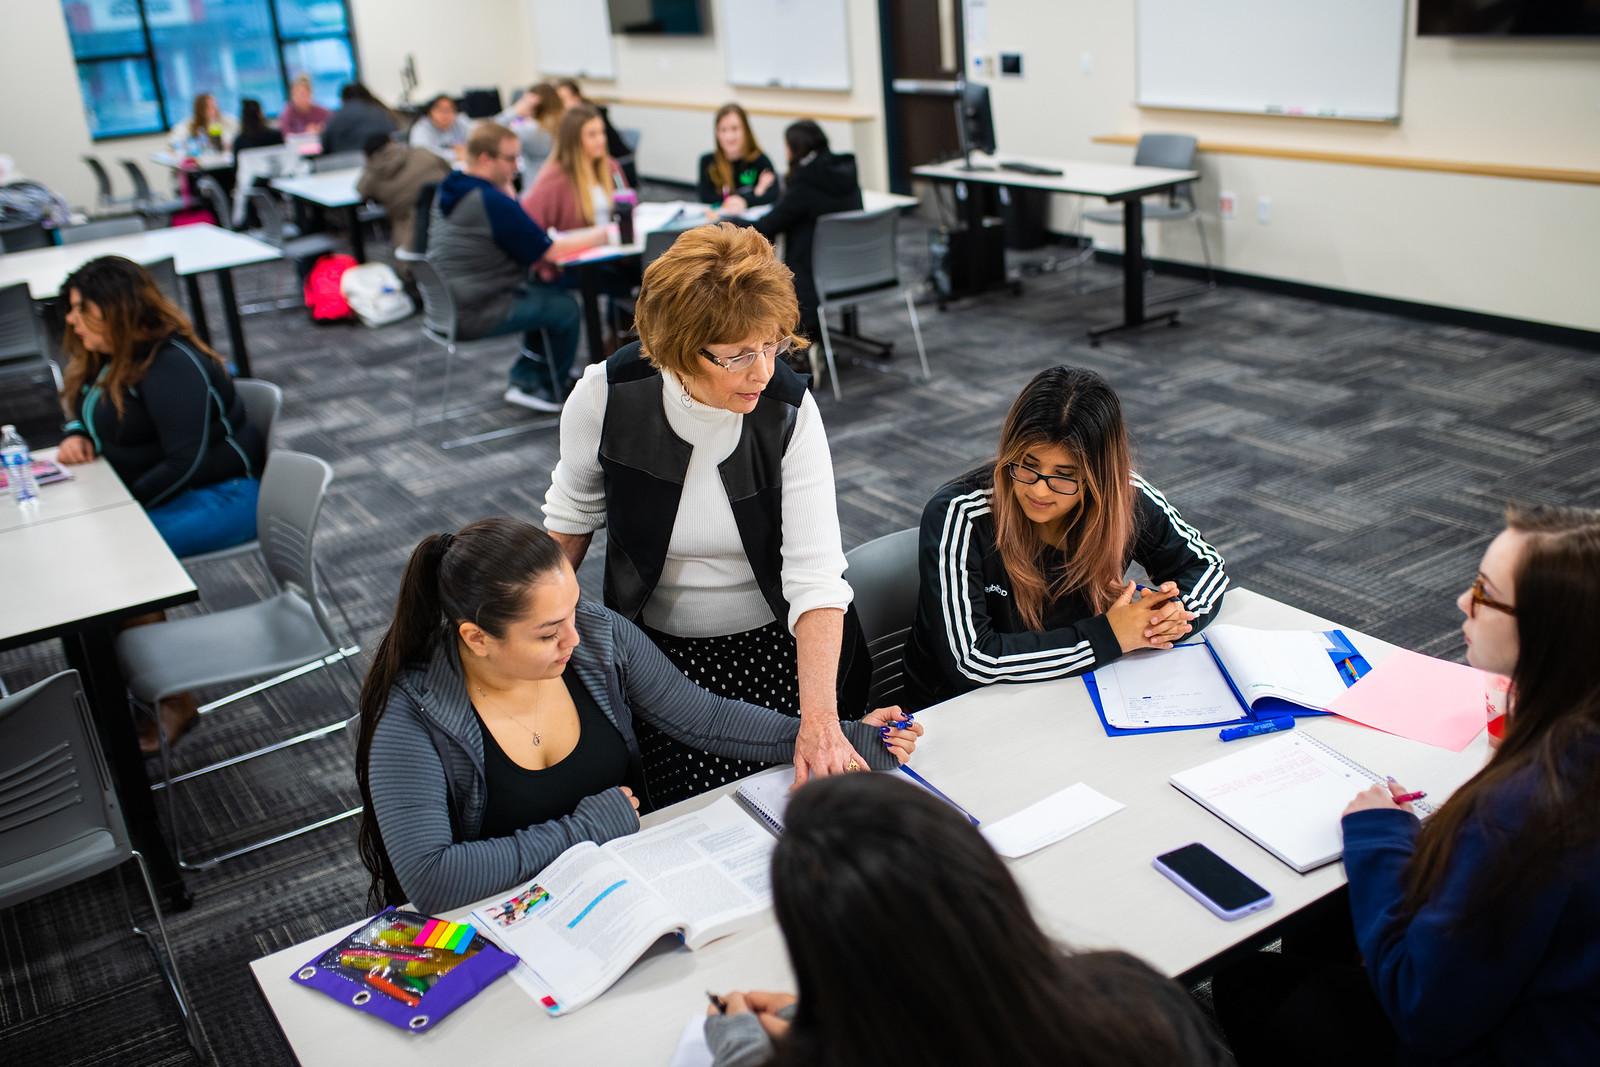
[707,991,727,1014]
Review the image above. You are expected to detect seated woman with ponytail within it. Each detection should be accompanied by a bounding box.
[355,518,920,914]
[1213,504,1600,1065]
[902,365,1228,709]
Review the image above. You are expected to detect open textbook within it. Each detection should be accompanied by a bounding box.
[1086,623,1372,734]
[472,796,775,1015]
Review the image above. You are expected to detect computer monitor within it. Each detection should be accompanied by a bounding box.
[956,81,996,171]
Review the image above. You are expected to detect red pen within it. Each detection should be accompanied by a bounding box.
[1392,791,1427,804]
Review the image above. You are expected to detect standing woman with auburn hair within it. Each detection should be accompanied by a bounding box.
[901,365,1227,709]
[697,103,779,210]
[1214,504,1600,1065]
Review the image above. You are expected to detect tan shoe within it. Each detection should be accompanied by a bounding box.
[139,692,199,756]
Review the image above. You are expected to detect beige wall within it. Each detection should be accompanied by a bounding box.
[526,0,888,190]
[975,1,1600,332]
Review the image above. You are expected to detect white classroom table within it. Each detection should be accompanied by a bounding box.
[0,448,197,909]
[271,168,373,261]
[0,223,281,376]
[250,587,1488,1065]
[150,150,235,172]
[912,151,1199,343]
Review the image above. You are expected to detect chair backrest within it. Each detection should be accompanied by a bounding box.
[256,450,337,635]
[1133,133,1198,205]
[194,175,231,229]
[312,151,364,173]
[233,378,284,454]
[119,159,155,201]
[0,671,129,909]
[246,188,289,246]
[234,145,302,227]
[619,128,642,153]
[843,527,921,709]
[812,207,902,303]
[83,156,116,203]
[411,181,438,255]
[461,88,503,118]
[0,282,44,363]
[143,256,180,305]
[396,249,457,343]
[0,220,51,253]
[641,225,686,271]
[57,215,146,245]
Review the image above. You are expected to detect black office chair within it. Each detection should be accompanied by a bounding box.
[0,219,50,252]
[461,88,503,119]
[118,159,187,220]
[83,155,137,214]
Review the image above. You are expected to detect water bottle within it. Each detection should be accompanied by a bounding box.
[1,425,38,505]
[614,189,636,245]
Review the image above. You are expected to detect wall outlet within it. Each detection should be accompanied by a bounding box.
[1257,195,1272,224]
[1219,191,1236,220]
[1080,51,1094,75]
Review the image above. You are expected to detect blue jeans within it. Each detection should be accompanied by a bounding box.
[146,476,260,558]
[485,282,581,397]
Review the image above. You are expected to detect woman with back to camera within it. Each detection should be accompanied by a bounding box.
[698,103,779,211]
[704,772,1232,1067]
[542,224,879,808]
[355,518,919,914]
[902,365,1228,709]
[1213,504,1600,1065]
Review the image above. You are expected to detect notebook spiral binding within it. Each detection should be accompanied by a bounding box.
[1301,734,1437,815]
[734,792,785,837]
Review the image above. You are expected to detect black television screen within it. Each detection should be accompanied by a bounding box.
[1418,0,1600,35]
[607,0,710,36]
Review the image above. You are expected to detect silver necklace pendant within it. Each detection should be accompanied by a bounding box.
[677,376,695,409]
[528,727,542,746]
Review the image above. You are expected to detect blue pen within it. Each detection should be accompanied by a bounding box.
[1219,717,1295,742]
[899,764,980,826]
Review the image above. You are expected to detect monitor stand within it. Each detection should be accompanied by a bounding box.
[954,146,995,172]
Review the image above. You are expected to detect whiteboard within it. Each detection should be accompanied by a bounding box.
[1136,0,1405,122]
[721,0,851,92]
[530,0,615,80]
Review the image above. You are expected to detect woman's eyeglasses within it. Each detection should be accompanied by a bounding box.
[1005,463,1081,496]
[699,337,793,372]
[1468,575,1515,619]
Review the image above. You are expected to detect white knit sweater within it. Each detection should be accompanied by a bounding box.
[542,363,853,639]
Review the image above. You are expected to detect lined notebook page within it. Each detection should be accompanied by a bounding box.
[1169,733,1425,872]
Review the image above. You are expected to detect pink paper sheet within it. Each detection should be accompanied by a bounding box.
[1329,650,1487,751]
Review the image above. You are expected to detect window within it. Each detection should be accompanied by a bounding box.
[63,0,358,141]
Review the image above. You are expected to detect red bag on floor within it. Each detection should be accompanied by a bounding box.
[304,253,358,322]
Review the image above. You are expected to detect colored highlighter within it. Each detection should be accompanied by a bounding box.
[1219,717,1295,742]
[365,971,421,1008]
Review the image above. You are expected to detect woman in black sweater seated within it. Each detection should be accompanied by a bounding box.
[232,97,285,157]
[703,772,1231,1067]
[697,103,779,211]
[56,256,264,558]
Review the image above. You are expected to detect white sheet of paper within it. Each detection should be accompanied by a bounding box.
[981,783,1124,859]
[1096,644,1244,728]
[667,1012,714,1067]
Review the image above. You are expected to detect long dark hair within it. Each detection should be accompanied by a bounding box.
[59,256,221,417]
[239,97,269,137]
[990,366,1137,629]
[767,775,1230,1067]
[355,518,567,910]
[782,119,828,179]
[1402,503,1600,931]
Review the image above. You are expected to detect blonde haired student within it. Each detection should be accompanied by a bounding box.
[521,104,629,234]
[902,365,1228,709]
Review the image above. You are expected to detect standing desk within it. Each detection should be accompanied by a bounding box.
[0,223,282,376]
[912,153,1199,343]
[250,587,1487,1064]
[0,449,198,907]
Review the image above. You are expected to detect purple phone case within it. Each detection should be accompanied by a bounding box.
[291,907,518,1033]
[1152,846,1274,921]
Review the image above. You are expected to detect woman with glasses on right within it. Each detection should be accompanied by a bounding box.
[902,365,1228,709]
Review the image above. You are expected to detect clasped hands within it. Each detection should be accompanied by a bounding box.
[1107,580,1195,653]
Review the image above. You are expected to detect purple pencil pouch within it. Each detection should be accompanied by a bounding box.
[291,907,516,1033]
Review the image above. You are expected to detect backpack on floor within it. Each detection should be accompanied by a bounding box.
[340,262,414,327]
[304,253,358,322]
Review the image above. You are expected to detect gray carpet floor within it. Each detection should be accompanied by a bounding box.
[1,210,1595,1065]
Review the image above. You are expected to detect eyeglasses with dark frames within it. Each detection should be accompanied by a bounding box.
[1468,575,1516,619]
[698,337,793,372]
[1006,463,1081,496]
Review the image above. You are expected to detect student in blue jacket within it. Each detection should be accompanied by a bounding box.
[1213,503,1600,1065]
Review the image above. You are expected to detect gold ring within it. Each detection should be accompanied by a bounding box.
[846,759,861,772]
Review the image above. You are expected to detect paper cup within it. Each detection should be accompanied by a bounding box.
[1485,674,1511,749]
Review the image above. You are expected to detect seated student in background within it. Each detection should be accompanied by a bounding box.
[356,131,450,259]
[553,78,633,183]
[704,773,1229,1067]
[278,73,330,136]
[355,519,919,914]
[428,122,606,411]
[901,365,1227,710]
[697,103,779,211]
[169,92,237,154]
[55,256,266,752]
[495,82,563,177]
[410,93,471,163]
[232,98,285,157]
[321,82,398,156]
[1213,504,1600,1066]
[521,104,635,309]
[740,120,861,344]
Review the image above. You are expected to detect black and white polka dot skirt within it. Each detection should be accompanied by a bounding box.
[636,621,801,809]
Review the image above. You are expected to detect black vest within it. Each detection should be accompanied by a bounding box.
[597,343,870,715]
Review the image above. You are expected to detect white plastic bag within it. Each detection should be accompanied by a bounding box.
[340,262,414,327]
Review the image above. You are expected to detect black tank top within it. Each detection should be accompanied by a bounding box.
[475,672,630,839]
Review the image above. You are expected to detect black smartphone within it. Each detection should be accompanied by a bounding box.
[1153,842,1274,920]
